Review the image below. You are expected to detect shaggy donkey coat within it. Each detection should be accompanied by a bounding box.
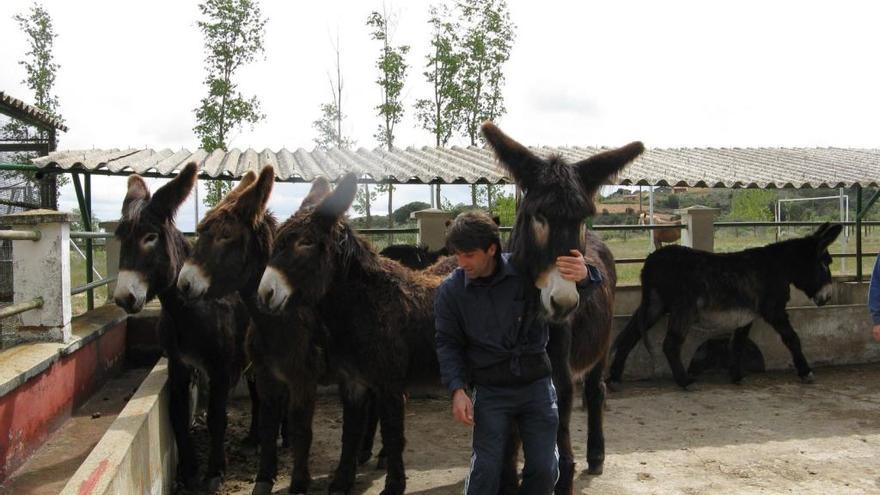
[609,223,843,389]
[481,122,644,494]
[113,163,250,491]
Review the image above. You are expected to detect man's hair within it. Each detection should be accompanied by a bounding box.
[446,210,501,256]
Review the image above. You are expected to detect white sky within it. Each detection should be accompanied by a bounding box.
[2,0,880,230]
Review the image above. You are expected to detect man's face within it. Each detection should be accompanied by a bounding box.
[455,244,498,279]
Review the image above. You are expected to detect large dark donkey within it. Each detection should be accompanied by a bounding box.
[257,174,443,495]
[608,223,843,389]
[481,123,644,493]
[112,163,251,491]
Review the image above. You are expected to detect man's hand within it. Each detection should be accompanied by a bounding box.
[873,324,880,343]
[451,388,474,426]
[556,249,588,282]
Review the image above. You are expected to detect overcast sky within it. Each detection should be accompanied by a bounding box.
[2,0,880,230]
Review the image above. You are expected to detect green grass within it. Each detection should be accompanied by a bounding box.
[70,245,108,316]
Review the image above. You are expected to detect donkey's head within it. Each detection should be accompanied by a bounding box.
[482,122,643,320]
[789,223,842,306]
[113,163,197,313]
[258,174,352,314]
[178,166,275,300]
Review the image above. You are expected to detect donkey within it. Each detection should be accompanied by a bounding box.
[638,211,681,250]
[177,167,387,494]
[608,223,843,389]
[379,244,449,270]
[112,163,251,491]
[480,123,644,493]
[257,174,443,495]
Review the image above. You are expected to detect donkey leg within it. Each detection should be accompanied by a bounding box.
[328,387,369,495]
[252,372,284,495]
[244,375,260,448]
[608,307,645,385]
[376,388,407,495]
[205,368,232,492]
[547,329,576,495]
[168,361,199,489]
[728,323,753,384]
[287,389,315,495]
[358,390,380,466]
[765,312,814,383]
[663,315,695,389]
[583,363,607,476]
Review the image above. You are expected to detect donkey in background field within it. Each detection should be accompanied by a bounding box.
[481,123,644,494]
[608,223,843,389]
[112,163,251,491]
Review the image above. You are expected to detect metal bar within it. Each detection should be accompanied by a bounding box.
[592,224,685,231]
[358,228,419,235]
[613,252,879,266]
[0,230,41,241]
[70,231,113,239]
[715,221,880,227]
[70,239,103,279]
[0,297,43,320]
[857,187,863,281]
[857,190,880,221]
[72,276,117,295]
[85,173,94,310]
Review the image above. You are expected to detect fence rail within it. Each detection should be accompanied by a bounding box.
[0,297,43,320]
[72,276,116,296]
[0,230,41,241]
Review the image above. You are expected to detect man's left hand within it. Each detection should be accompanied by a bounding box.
[556,249,588,282]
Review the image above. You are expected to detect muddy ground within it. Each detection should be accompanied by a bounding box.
[186,364,880,494]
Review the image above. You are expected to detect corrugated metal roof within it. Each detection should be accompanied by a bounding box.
[0,91,68,132]
[31,145,880,188]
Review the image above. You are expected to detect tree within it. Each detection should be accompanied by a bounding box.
[193,0,267,208]
[454,0,515,205]
[415,3,462,146]
[455,0,515,146]
[352,183,377,228]
[729,189,775,221]
[392,201,430,225]
[367,9,409,151]
[313,33,356,150]
[2,2,67,203]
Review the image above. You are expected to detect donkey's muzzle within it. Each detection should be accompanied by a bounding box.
[257,266,292,315]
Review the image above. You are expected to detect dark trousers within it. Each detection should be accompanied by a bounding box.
[465,376,559,495]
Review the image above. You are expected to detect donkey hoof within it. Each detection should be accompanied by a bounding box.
[357,449,372,465]
[586,461,604,476]
[800,371,816,384]
[678,377,697,390]
[178,473,200,491]
[206,475,223,492]
[606,380,623,393]
[251,481,273,495]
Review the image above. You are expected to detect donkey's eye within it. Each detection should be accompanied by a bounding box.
[142,233,159,246]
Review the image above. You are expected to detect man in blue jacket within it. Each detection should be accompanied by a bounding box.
[868,255,880,342]
[434,210,598,495]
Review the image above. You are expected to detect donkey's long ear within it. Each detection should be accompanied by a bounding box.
[218,169,258,207]
[482,122,543,189]
[316,173,358,222]
[236,165,275,227]
[147,162,198,220]
[815,223,842,253]
[300,177,331,211]
[122,174,151,219]
[575,142,644,196]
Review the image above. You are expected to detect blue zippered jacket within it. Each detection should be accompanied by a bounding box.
[434,253,601,393]
[868,255,880,325]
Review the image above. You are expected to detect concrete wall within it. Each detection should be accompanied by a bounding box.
[61,358,175,495]
[0,305,126,480]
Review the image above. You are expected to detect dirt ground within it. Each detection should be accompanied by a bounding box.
[187,363,880,495]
